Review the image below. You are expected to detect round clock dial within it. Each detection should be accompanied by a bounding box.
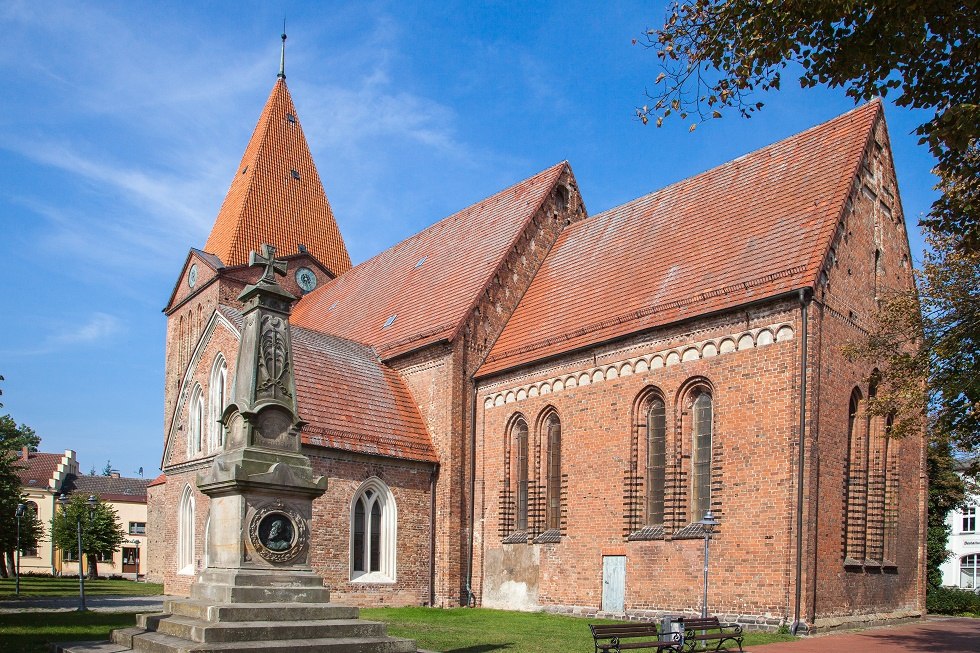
[296,267,317,293]
[188,264,199,288]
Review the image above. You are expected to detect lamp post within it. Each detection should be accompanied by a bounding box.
[14,503,25,596]
[698,509,719,619]
[58,493,98,611]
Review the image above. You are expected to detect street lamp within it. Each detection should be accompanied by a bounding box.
[58,493,98,611]
[14,503,25,596]
[698,509,719,619]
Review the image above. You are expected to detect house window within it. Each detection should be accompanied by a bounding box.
[209,355,227,451]
[690,390,713,521]
[964,507,977,534]
[961,554,980,589]
[21,501,39,556]
[188,385,204,457]
[178,485,195,575]
[63,547,79,562]
[545,413,562,532]
[646,396,667,527]
[350,478,397,582]
[129,522,146,535]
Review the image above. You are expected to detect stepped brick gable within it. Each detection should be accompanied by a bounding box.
[150,71,925,633]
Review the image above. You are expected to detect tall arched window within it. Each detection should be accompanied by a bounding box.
[544,412,562,532]
[188,385,204,457]
[178,485,195,575]
[646,396,667,527]
[350,478,397,582]
[690,390,713,522]
[515,418,529,533]
[208,355,227,452]
[844,387,866,562]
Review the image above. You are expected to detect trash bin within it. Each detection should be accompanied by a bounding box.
[660,616,685,645]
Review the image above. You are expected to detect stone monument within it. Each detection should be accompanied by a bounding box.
[58,245,416,653]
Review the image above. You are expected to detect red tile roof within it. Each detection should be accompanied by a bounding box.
[204,79,351,276]
[478,102,881,377]
[63,475,149,503]
[219,306,435,462]
[14,451,63,489]
[291,162,568,359]
[146,473,167,488]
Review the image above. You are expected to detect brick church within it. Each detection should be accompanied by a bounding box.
[146,66,926,631]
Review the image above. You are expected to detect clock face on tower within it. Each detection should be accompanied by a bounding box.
[295,267,317,293]
[188,264,198,288]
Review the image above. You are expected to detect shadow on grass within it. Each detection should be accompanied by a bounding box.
[444,646,514,653]
[0,612,136,653]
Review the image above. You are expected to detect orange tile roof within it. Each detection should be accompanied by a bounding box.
[291,162,568,358]
[219,306,435,462]
[204,79,351,276]
[62,474,149,503]
[146,473,167,488]
[478,102,881,377]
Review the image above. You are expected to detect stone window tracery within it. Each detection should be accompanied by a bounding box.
[188,384,204,458]
[500,414,529,542]
[690,390,713,522]
[544,412,562,533]
[208,355,227,452]
[178,485,195,575]
[350,477,397,583]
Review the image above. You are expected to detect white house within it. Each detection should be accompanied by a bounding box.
[941,462,979,589]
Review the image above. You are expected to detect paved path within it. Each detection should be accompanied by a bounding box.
[0,595,173,613]
[749,617,980,653]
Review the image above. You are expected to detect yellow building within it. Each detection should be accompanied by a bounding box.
[16,449,149,578]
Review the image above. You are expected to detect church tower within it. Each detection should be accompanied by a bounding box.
[161,36,350,462]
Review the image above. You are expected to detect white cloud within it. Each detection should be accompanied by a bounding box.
[1,312,123,356]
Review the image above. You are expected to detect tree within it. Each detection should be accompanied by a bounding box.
[0,389,44,578]
[636,1,979,251]
[0,415,40,453]
[926,435,967,589]
[102,460,114,477]
[50,495,126,580]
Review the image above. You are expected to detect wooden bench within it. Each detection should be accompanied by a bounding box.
[590,623,684,653]
[680,617,744,652]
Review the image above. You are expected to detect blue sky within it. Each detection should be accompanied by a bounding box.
[0,1,939,479]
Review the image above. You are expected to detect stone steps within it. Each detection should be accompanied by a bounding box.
[143,614,388,643]
[163,599,359,622]
[111,629,416,653]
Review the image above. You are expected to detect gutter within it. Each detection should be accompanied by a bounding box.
[791,288,811,635]
[429,463,439,606]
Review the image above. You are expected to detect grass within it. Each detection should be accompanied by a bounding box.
[0,612,137,653]
[0,576,163,600]
[362,606,798,652]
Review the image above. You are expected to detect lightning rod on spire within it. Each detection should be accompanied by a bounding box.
[278,26,287,80]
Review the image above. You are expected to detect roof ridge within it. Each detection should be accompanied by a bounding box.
[590,101,882,222]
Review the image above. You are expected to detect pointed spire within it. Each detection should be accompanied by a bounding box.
[203,78,352,276]
[278,28,286,80]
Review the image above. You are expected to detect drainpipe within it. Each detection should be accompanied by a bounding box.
[791,288,811,635]
[464,371,478,607]
[429,463,438,607]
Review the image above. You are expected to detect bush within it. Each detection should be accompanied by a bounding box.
[927,586,980,615]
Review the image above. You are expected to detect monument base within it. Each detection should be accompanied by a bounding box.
[53,570,417,653]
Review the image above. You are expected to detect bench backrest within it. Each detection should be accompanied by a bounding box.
[680,617,721,630]
[590,623,661,640]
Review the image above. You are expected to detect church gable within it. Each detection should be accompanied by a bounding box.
[479,101,882,378]
[164,249,225,315]
[290,161,580,360]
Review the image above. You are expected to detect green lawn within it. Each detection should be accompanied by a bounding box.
[0,576,163,600]
[362,606,798,652]
[0,600,796,653]
[0,612,137,653]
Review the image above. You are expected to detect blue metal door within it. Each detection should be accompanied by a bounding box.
[602,555,626,613]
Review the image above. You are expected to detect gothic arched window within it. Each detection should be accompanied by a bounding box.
[844,387,866,562]
[208,355,227,451]
[646,395,667,527]
[690,390,713,522]
[178,485,195,575]
[544,412,562,532]
[515,418,529,533]
[350,478,397,582]
[188,385,204,457]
